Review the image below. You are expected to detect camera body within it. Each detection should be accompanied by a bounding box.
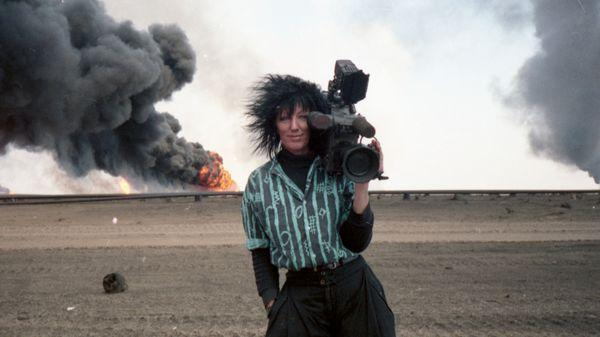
[309,60,380,183]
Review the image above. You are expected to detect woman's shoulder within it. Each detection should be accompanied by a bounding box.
[246,159,277,184]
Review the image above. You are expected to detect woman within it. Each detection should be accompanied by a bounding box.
[242,74,395,337]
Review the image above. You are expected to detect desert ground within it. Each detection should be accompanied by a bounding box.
[0,193,599,336]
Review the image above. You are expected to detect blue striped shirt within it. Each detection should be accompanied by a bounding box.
[241,156,357,270]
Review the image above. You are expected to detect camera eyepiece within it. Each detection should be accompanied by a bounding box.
[329,60,370,105]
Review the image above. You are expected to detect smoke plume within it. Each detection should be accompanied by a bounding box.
[509,0,600,183]
[0,0,217,188]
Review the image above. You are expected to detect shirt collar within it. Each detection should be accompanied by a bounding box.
[269,155,322,176]
[268,155,323,199]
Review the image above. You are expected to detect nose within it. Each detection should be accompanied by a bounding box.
[290,116,300,130]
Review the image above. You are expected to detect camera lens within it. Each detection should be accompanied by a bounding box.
[342,145,379,183]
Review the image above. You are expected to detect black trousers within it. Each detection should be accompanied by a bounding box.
[266,256,396,337]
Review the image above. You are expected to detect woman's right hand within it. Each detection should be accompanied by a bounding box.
[265,299,275,313]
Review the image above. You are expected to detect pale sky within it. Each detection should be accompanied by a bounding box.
[0,0,598,193]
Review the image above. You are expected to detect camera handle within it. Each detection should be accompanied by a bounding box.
[375,172,389,181]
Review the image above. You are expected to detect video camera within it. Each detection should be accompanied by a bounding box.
[309,60,385,183]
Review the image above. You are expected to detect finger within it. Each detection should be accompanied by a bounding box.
[377,142,384,173]
[374,139,382,151]
[370,139,381,152]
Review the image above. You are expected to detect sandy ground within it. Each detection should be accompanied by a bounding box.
[0,193,599,336]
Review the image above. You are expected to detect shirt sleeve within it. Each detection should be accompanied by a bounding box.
[339,203,374,253]
[338,177,374,253]
[251,248,279,307]
[241,175,270,250]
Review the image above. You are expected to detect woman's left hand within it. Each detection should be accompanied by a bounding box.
[353,138,384,213]
[370,138,384,175]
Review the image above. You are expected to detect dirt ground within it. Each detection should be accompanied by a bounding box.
[0,193,599,336]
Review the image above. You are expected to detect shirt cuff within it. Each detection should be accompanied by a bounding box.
[246,238,269,250]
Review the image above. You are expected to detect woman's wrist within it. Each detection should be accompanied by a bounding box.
[353,182,370,214]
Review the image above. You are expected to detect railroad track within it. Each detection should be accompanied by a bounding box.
[0,192,241,205]
[0,190,598,206]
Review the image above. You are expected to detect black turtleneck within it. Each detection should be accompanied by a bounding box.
[251,149,374,309]
[276,149,315,192]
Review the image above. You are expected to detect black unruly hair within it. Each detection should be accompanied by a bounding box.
[246,74,330,158]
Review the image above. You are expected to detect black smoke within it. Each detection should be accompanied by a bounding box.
[0,0,212,188]
[509,0,600,183]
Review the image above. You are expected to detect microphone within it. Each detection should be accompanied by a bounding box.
[310,111,376,138]
[308,111,334,130]
[352,116,376,138]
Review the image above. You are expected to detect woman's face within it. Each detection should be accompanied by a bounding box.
[276,104,311,156]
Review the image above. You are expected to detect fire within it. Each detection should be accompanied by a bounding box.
[198,151,237,191]
[118,177,132,194]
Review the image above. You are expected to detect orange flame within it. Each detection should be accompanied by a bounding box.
[198,151,237,191]
[118,177,132,194]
